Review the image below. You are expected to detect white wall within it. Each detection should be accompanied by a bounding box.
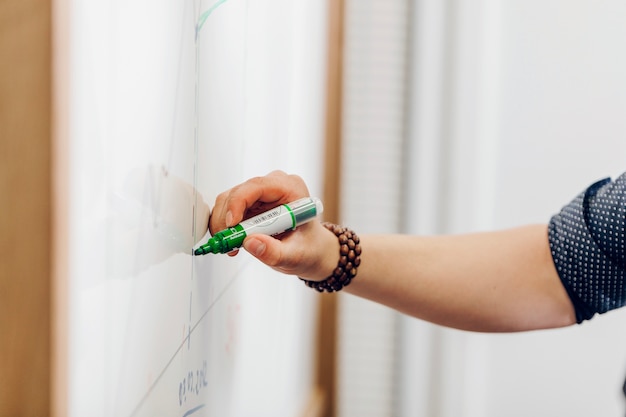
[401,1,626,416]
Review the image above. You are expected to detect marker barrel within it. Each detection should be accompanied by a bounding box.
[195,197,323,255]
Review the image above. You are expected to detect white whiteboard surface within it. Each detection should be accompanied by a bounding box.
[66,1,327,416]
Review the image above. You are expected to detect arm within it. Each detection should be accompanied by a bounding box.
[344,226,575,332]
[210,171,576,333]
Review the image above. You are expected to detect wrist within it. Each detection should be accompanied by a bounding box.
[299,223,362,292]
[298,221,339,281]
[318,224,343,280]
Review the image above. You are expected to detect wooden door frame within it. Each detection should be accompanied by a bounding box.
[0,0,54,415]
[315,0,346,416]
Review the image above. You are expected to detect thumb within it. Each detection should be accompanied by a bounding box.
[242,235,283,266]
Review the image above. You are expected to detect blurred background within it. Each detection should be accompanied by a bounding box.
[336,1,626,416]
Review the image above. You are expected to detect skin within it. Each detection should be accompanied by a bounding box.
[210,170,577,333]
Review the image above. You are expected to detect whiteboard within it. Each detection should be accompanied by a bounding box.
[66,1,327,416]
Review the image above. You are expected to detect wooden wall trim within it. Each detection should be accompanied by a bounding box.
[0,0,53,415]
[316,0,345,416]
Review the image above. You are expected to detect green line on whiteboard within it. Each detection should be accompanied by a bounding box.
[196,0,229,34]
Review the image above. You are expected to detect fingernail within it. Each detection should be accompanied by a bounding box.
[244,238,266,257]
[225,211,233,227]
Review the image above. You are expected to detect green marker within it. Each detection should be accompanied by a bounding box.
[194,197,323,255]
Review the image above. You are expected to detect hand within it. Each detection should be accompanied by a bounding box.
[209,170,338,280]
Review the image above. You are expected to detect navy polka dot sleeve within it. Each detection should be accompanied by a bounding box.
[548,172,626,323]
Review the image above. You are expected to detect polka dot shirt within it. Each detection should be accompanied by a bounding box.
[549,172,626,323]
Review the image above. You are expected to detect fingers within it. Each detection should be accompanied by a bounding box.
[209,170,310,235]
[243,235,276,262]
[242,233,302,275]
[207,170,338,280]
[241,221,339,280]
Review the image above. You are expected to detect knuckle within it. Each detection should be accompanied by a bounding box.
[247,175,265,186]
[267,169,287,177]
[213,191,228,207]
[263,246,283,268]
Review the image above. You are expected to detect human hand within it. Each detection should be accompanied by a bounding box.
[209,170,338,280]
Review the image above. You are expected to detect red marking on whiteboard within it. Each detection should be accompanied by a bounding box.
[225,304,241,354]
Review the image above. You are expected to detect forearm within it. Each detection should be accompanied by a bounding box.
[341,224,576,332]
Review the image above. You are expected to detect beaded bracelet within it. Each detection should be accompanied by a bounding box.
[299,222,362,292]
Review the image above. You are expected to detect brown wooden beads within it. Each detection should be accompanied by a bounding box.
[299,222,362,292]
